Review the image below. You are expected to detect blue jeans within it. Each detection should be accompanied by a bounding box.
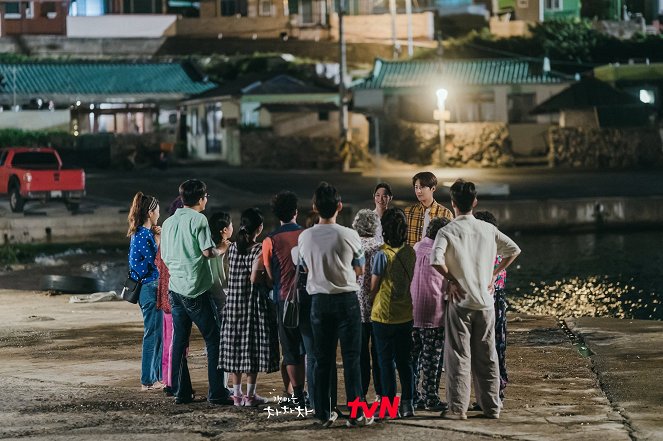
[373,321,414,401]
[298,292,317,410]
[169,290,229,403]
[361,322,383,398]
[139,280,162,386]
[310,292,362,421]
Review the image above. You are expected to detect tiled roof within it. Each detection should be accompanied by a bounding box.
[354,58,568,89]
[0,61,215,96]
[243,74,335,95]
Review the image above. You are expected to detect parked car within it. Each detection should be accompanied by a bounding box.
[0,147,86,213]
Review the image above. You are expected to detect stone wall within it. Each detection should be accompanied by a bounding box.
[547,127,663,168]
[385,119,515,167]
[240,132,342,169]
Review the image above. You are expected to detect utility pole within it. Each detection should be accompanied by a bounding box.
[389,0,397,59]
[406,0,413,57]
[339,0,349,169]
[12,66,18,112]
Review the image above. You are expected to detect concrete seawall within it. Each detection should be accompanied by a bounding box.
[2,196,662,244]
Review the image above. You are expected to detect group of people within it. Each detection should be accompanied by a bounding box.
[126,171,521,428]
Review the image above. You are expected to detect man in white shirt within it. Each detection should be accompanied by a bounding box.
[298,181,368,428]
[431,179,520,420]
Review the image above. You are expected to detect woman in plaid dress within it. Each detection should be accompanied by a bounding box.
[220,208,280,407]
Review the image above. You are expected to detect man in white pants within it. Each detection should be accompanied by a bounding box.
[431,179,520,419]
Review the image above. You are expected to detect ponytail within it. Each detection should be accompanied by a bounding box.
[127,192,159,237]
[236,208,263,254]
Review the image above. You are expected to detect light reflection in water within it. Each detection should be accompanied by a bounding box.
[509,275,660,320]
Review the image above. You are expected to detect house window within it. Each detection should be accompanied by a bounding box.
[190,108,199,136]
[544,0,562,10]
[4,2,20,18]
[318,111,329,120]
[205,103,223,154]
[241,102,261,126]
[41,2,57,18]
[220,0,235,15]
[508,93,537,123]
[25,2,34,18]
[259,0,271,15]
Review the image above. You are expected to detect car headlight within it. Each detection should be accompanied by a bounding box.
[23,172,32,183]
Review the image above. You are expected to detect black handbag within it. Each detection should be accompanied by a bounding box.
[120,271,143,304]
[282,263,302,329]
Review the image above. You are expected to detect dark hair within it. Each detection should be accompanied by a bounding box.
[271,191,298,223]
[313,181,341,219]
[127,192,158,237]
[474,210,498,227]
[179,179,207,207]
[381,208,408,247]
[305,210,319,228]
[209,211,232,243]
[374,182,393,197]
[450,179,477,213]
[168,196,184,216]
[412,171,437,188]
[236,207,263,254]
[425,217,450,240]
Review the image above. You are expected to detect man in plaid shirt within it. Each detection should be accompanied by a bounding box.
[404,172,453,246]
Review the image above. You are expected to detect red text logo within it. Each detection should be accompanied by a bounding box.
[348,396,400,419]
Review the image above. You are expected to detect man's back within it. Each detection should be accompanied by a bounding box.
[432,215,520,310]
[161,207,214,297]
[298,223,363,295]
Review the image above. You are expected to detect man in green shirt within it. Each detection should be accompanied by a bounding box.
[161,179,231,405]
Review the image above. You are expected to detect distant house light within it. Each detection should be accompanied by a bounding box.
[639,89,655,104]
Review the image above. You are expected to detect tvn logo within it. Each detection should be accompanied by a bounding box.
[348,396,400,419]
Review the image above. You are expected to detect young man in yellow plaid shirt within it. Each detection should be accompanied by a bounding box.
[404,172,453,246]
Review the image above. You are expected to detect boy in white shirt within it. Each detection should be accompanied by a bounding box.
[298,182,369,428]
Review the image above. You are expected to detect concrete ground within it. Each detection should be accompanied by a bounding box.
[0,289,640,441]
[567,318,663,441]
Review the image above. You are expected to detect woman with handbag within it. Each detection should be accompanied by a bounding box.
[127,192,164,391]
[220,208,280,407]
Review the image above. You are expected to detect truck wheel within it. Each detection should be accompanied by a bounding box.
[65,200,80,212]
[39,275,103,294]
[9,186,24,213]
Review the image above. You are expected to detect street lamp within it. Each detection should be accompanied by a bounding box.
[435,88,448,166]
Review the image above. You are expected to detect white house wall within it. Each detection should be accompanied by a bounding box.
[0,110,70,130]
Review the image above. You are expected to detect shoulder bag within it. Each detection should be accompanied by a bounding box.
[121,270,143,304]
[282,263,302,329]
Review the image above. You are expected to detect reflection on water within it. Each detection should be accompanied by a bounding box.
[2,230,661,320]
[508,230,663,320]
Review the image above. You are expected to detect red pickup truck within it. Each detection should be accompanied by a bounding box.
[0,147,86,213]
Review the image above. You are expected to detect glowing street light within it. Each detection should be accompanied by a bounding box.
[435,88,448,166]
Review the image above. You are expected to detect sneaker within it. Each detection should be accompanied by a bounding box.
[401,399,415,418]
[232,395,244,406]
[441,410,467,420]
[243,394,268,407]
[141,381,165,391]
[346,415,375,427]
[468,402,482,412]
[425,401,449,412]
[321,411,339,428]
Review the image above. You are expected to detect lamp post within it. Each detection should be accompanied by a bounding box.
[435,88,448,166]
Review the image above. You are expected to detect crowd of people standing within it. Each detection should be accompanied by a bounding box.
[125,171,521,428]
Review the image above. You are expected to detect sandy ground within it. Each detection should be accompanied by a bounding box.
[0,290,633,440]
